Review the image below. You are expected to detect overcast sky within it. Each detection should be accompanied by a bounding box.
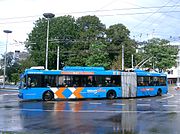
[0,0,180,55]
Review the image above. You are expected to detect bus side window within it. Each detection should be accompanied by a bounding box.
[27,77,36,87]
[149,77,154,86]
[31,79,37,87]
[139,82,144,86]
[86,78,93,87]
[110,80,117,87]
[45,80,50,87]
[137,77,144,86]
[159,77,166,86]
[27,77,37,87]
[27,77,31,87]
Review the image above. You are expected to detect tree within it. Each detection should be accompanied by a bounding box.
[0,52,14,69]
[11,73,19,85]
[18,56,37,73]
[27,15,108,68]
[76,15,106,41]
[26,15,177,71]
[106,24,137,69]
[85,42,110,68]
[0,52,20,82]
[26,15,78,69]
[66,15,107,66]
[136,38,178,71]
[106,24,130,45]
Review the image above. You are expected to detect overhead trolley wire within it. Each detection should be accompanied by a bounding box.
[1,10,180,25]
[139,1,180,34]
[130,1,180,41]
[0,5,180,21]
[131,0,173,30]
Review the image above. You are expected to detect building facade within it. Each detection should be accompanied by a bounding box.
[166,41,180,85]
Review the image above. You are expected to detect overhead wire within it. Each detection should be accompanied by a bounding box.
[1,5,180,24]
[140,0,180,36]
[0,2,180,42]
[131,0,173,30]
[0,10,180,25]
[130,0,180,41]
[97,0,119,10]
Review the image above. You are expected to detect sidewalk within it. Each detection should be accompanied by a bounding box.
[0,88,18,90]
[0,85,18,90]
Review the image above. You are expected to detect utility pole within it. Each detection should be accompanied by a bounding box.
[122,45,124,70]
[3,30,12,89]
[177,45,180,84]
[131,54,134,69]
[57,46,59,70]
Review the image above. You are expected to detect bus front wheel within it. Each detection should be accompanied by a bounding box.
[107,90,116,99]
[43,91,54,101]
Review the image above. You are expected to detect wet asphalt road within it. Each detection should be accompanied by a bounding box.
[0,88,180,134]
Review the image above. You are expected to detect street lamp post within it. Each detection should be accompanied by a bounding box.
[43,13,55,70]
[3,30,12,88]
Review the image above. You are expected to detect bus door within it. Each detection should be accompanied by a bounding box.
[121,72,137,98]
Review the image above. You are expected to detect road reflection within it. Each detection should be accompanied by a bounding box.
[107,100,138,133]
[1,88,180,133]
[19,99,139,134]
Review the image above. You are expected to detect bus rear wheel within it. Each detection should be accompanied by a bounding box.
[43,91,54,101]
[107,90,116,99]
[157,89,162,96]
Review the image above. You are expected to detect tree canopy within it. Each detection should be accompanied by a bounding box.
[135,38,178,71]
[26,15,138,70]
[24,15,178,71]
[0,15,178,84]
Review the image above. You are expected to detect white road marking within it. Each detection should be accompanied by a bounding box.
[137,104,150,106]
[112,103,125,106]
[175,94,180,96]
[173,94,178,96]
[0,94,9,96]
[163,105,178,107]
[0,93,18,96]
[0,99,19,103]
[0,89,18,92]
[68,102,80,104]
[156,93,174,101]
[167,101,180,103]
[6,93,18,95]
[89,102,102,105]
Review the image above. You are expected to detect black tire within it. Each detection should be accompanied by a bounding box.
[157,89,162,96]
[43,91,54,101]
[107,90,116,99]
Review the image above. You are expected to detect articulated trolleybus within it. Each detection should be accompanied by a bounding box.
[18,66,168,101]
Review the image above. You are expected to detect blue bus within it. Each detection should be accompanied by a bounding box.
[18,66,168,101]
